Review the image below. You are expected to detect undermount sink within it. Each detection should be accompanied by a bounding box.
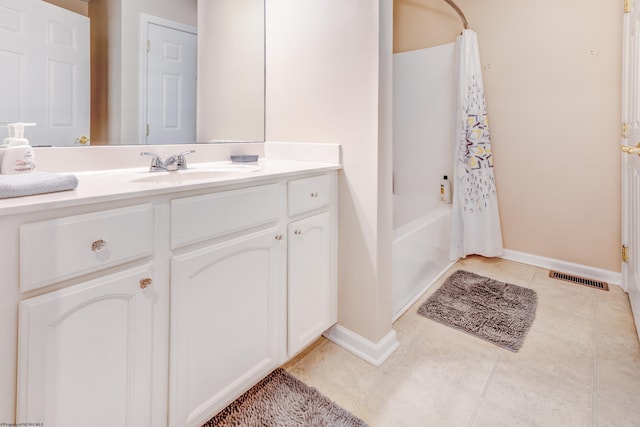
[128,163,261,184]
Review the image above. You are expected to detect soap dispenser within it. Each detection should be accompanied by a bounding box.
[1,123,36,174]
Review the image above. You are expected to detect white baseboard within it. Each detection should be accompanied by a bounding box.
[500,249,622,286]
[323,324,399,367]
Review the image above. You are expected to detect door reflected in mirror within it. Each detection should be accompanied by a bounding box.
[0,0,265,146]
[142,16,197,146]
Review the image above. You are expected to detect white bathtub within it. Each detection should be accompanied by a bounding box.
[392,205,456,320]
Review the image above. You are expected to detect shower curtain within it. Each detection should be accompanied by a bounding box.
[450,29,504,259]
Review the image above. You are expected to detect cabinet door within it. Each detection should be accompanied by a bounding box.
[170,226,286,427]
[288,212,335,356]
[17,265,155,427]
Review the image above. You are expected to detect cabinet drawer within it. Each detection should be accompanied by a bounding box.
[171,184,282,249]
[20,204,154,292]
[288,174,330,217]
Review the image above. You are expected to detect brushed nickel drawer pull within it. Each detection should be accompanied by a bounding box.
[139,278,153,289]
[91,239,107,252]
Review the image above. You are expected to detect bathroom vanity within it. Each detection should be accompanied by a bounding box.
[0,153,339,427]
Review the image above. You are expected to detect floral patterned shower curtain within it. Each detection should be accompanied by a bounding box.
[451,29,504,259]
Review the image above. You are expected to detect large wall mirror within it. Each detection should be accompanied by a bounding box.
[0,0,264,146]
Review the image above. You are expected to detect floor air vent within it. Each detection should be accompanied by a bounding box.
[548,270,609,291]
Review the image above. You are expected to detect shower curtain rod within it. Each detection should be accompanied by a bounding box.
[442,0,470,29]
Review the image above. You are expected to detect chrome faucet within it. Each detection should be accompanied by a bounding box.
[141,150,195,172]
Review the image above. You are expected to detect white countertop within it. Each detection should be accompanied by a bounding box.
[0,158,341,216]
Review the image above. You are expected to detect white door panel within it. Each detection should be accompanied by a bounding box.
[146,23,197,145]
[288,212,334,356]
[0,0,89,146]
[622,3,640,342]
[17,266,154,426]
[170,227,285,426]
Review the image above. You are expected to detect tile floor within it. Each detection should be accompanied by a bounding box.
[284,256,640,426]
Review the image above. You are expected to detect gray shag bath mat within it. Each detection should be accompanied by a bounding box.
[203,368,367,427]
[417,270,537,352]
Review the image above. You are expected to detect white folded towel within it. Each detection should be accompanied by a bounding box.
[0,172,78,199]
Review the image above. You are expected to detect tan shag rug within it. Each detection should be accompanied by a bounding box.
[417,270,537,352]
[203,368,367,426]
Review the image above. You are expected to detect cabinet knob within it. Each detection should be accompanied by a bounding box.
[275,234,283,241]
[75,135,90,145]
[310,192,319,198]
[139,278,153,289]
[91,239,107,252]
[294,230,303,235]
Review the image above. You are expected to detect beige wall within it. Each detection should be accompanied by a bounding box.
[266,0,394,343]
[395,0,623,272]
[89,0,121,145]
[197,0,264,143]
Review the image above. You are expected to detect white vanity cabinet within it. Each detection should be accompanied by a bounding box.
[14,203,162,427]
[168,174,337,426]
[288,212,334,355]
[17,265,155,427]
[169,184,287,427]
[286,174,337,357]
[19,204,154,292]
[5,167,338,427]
[170,230,286,426]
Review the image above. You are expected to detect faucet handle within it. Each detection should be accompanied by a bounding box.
[176,150,196,170]
[140,152,164,171]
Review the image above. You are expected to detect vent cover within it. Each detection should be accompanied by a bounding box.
[548,270,609,291]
